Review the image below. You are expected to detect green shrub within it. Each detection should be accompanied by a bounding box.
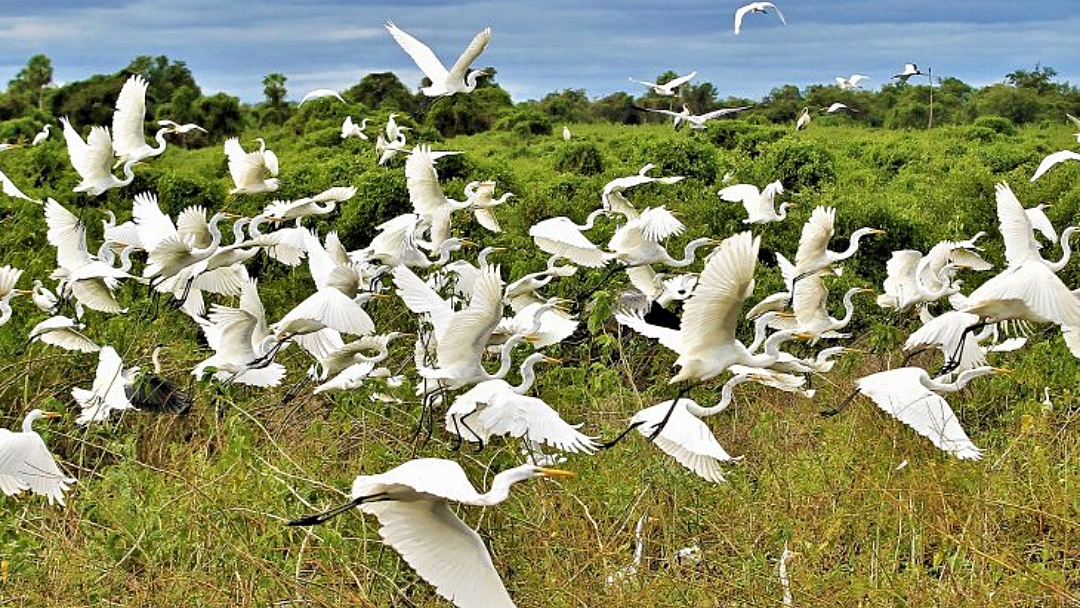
[495,109,553,137]
[762,138,836,190]
[552,141,605,175]
[335,169,409,249]
[972,115,1017,136]
[640,137,718,183]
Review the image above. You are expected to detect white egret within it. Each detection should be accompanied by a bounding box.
[795,107,811,131]
[823,103,856,114]
[734,2,786,35]
[718,180,791,224]
[288,459,573,608]
[790,206,885,289]
[385,22,492,96]
[156,120,206,135]
[360,213,469,269]
[529,209,609,268]
[0,267,30,326]
[628,397,739,482]
[31,124,51,146]
[640,104,752,131]
[877,250,964,311]
[0,143,20,152]
[44,198,135,314]
[607,206,717,269]
[1066,114,1080,143]
[0,168,40,204]
[263,186,356,224]
[856,367,1010,459]
[629,71,698,96]
[28,316,99,353]
[224,137,279,194]
[194,304,284,387]
[893,64,924,82]
[111,75,175,164]
[602,163,684,219]
[562,125,572,141]
[299,88,345,105]
[1030,150,1080,182]
[1025,203,1057,244]
[836,74,868,89]
[341,116,368,140]
[31,280,58,314]
[407,145,471,248]
[464,180,513,233]
[312,332,407,394]
[0,410,75,506]
[71,346,138,425]
[59,117,139,196]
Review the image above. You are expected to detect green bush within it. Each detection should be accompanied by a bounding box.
[495,109,553,137]
[335,169,409,249]
[972,115,1017,136]
[640,137,718,183]
[762,138,836,190]
[552,141,605,176]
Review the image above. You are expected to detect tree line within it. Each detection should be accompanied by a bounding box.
[2,54,1078,144]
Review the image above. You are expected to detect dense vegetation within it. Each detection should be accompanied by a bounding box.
[0,56,1079,606]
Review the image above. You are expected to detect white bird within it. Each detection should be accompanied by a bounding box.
[629,397,739,483]
[719,180,790,224]
[904,310,1021,376]
[464,180,513,233]
[341,116,369,140]
[629,71,698,96]
[31,280,58,314]
[562,125,572,141]
[31,124,51,146]
[0,266,30,326]
[734,2,786,35]
[194,304,285,387]
[529,209,609,268]
[288,459,574,608]
[607,206,716,270]
[385,22,492,96]
[856,367,1010,460]
[876,250,964,311]
[59,117,139,196]
[111,75,175,164]
[790,206,885,289]
[893,64,924,82]
[836,74,868,89]
[224,137,279,194]
[1030,150,1080,182]
[823,103,856,114]
[28,316,99,353]
[795,107,811,131]
[1066,114,1080,143]
[640,104,752,131]
[0,167,39,204]
[263,186,356,224]
[156,120,207,135]
[407,145,471,248]
[602,163,685,219]
[299,88,345,105]
[312,332,406,394]
[45,198,136,314]
[0,142,20,152]
[71,346,139,425]
[0,410,75,506]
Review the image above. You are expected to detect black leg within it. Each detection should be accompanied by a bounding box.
[648,386,689,440]
[286,492,389,527]
[599,420,647,449]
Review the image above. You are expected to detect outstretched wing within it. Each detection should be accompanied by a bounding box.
[385,22,450,84]
[112,75,149,157]
[447,27,492,83]
[631,400,735,483]
[680,231,758,354]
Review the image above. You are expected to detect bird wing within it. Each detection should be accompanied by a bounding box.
[481,393,597,454]
[82,126,117,180]
[262,148,279,176]
[680,231,758,354]
[111,75,148,157]
[995,183,1040,266]
[224,138,267,189]
[0,431,75,505]
[207,305,259,362]
[733,4,752,34]
[447,27,492,84]
[303,229,335,290]
[393,265,454,334]
[698,106,752,121]
[280,289,375,337]
[631,400,734,483]
[44,199,91,270]
[132,192,178,253]
[965,262,1080,326]
[1030,150,1080,182]
[0,266,22,298]
[718,184,762,216]
[0,430,30,496]
[856,368,982,460]
[850,74,868,86]
[1025,206,1058,244]
[664,71,698,89]
[299,89,345,105]
[437,266,504,367]
[791,272,829,329]
[635,206,685,242]
[0,168,38,203]
[904,311,986,373]
[615,312,682,351]
[406,145,449,216]
[70,279,123,314]
[767,2,787,24]
[473,207,502,233]
[529,218,607,268]
[176,206,211,249]
[795,206,836,269]
[639,107,684,119]
[385,22,451,84]
[362,499,515,608]
[59,117,101,181]
[1067,113,1080,129]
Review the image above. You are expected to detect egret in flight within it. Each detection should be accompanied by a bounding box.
[386,22,492,96]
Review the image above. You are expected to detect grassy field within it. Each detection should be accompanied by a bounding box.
[0,117,1079,606]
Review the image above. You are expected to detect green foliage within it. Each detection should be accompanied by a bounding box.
[495,108,553,136]
[640,136,719,183]
[552,140,605,175]
[762,138,836,190]
[972,115,1018,135]
[343,72,417,113]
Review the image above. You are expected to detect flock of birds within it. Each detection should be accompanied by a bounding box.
[2,6,1080,608]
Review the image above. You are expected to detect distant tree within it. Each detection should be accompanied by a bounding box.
[261,73,289,125]
[344,72,417,113]
[425,85,512,136]
[971,84,1043,125]
[760,84,804,124]
[681,81,719,113]
[536,89,590,122]
[48,73,127,127]
[125,55,201,106]
[1006,64,1059,95]
[592,92,640,124]
[193,93,244,139]
[8,54,53,110]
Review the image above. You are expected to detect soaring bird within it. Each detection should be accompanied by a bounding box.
[836,74,868,89]
[0,168,40,204]
[111,75,177,164]
[0,410,76,506]
[71,346,138,425]
[856,367,1010,460]
[59,117,139,196]
[224,137,279,194]
[893,64,924,82]
[629,71,698,96]
[640,104,752,131]
[299,88,345,105]
[734,2,786,35]
[28,316,99,353]
[288,459,574,608]
[1030,150,1080,182]
[386,22,492,96]
[719,180,791,224]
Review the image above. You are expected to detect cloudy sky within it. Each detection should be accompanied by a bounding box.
[2,1,1078,103]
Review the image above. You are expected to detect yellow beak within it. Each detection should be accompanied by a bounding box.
[538,468,576,479]
[42,412,62,419]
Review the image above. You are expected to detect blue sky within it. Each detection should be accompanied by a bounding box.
[2,1,1078,103]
